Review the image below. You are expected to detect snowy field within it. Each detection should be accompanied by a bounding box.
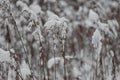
[0,0,120,80]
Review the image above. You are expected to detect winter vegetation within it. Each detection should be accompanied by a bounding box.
[0,0,120,80]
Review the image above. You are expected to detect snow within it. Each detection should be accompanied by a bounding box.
[0,48,11,63]
[45,0,56,3]
[47,10,59,21]
[98,21,108,31]
[20,60,31,79]
[16,1,38,22]
[0,0,120,80]
[44,11,61,31]
[92,29,102,56]
[85,19,95,28]
[44,11,68,39]
[9,49,15,53]
[47,56,74,69]
[8,66,16,80]
[108,20,118,38]
[32,25,44,42]
[97,20,119,38]
[110,50,114,57]
[85,9,99,28]
[16,1,28,11]
[88,9,99,22]
[30,3,42,14]
[65,55,74,59]
[73,67,81,78]
[92,29,102,48]
[47,57,63,69]
[44,19,58,30]
[84,62,91,71]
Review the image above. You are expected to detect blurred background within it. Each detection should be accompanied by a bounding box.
[0,0,120,80]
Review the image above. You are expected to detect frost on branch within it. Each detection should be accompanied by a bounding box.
[107,20,119,38]
[97,20,119,39]
[0,0,120,80]
[44,10,68,39]
[44,11,68,54]
[16,0,42,22]
[32,24,44,42]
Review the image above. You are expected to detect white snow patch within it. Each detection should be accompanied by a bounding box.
[88,9,99,22]
[20,60,31,79]
[47,56,74,69]
[0,48,11,63]
[92,29,102,55]
[73,67,81,78]
[92,29,102,48]
[47,57,63,69]
[47,10,59,21]
[30,4,42,14]
[8,67,16,80]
